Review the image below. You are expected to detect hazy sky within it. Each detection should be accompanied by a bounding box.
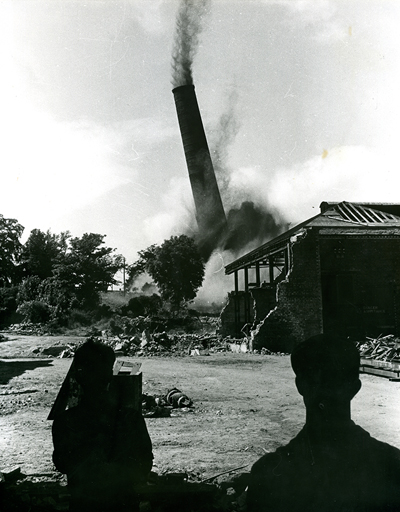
[1,0,400,267]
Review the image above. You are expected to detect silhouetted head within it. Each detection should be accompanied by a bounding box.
[291,334,361,415]
[73,339,115,394]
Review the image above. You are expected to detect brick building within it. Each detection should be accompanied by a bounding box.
[222,202,400,352]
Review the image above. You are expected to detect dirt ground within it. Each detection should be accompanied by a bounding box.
[1,334,400,483]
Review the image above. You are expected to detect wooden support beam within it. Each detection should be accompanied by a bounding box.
[255,262,261,287]
[269,257,274,283]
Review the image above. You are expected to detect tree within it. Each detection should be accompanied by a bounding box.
[130,235,205,312]
[20,229,69,280]
[17,232,124,322]
[54,233,123,309]
[0,214,24,286]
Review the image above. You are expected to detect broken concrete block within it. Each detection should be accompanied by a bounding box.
[42,345,69,357]
[2,466,22,482]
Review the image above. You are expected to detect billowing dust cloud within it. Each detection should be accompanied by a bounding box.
[209,88,286,255]
[171,0,211,88]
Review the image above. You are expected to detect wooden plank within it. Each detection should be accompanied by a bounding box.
[113,360,141,376]
[360,366,400,379]
[360,358,400,371]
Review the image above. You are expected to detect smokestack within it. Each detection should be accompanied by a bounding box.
[173,84,227,254]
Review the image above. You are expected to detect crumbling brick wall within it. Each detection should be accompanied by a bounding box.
[218,291,254,338]
[251,229,323,353]
[251,286,276,324]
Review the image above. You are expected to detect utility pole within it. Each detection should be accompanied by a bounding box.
[122,257,126,295]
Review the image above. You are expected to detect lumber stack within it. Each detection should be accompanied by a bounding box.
[357,335,400,363]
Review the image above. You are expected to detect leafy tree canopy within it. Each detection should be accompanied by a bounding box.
[0,215,24,286]
[20,229,69,280]
[0,213,126,324]
[54,233,123,309]
[129,235,205,311]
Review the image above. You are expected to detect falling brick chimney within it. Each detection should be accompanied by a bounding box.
[172,84,227,256]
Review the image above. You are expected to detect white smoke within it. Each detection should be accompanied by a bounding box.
[265,145,400,224]
[142,176,197,247]
[193,250,235,311]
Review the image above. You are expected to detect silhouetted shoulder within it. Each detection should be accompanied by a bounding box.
[250,428,308,476]
[247,424,400,512]
[247,429,311,512]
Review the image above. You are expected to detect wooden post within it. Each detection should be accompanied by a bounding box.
[269,256,274,284]
[244,267,251,327]
[255,262,261,287]
[122,257,126,295]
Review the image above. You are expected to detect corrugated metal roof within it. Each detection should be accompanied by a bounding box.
[327,201,400,224]
[225,202,400,274]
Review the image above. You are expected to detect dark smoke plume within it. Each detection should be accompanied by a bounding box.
[223,201,284,253]
[171,0,211,87]
[208,90,286,255]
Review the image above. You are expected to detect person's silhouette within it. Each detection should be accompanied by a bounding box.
[247,334,400,512]
[52,340,153,512]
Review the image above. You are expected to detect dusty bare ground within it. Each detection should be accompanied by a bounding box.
[0,334,400,484]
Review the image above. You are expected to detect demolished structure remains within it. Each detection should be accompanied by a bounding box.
[222,202,400,353]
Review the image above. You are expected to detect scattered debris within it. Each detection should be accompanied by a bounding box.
[4,323,52,336]
[37,334,254,359]
[0,389,39,396]
[1,466,23,483]
[201,464,249,484]
[0,468,251,512]
[252,347,288,356]
[2,323,290,360]
[166,388,193,408]
[357,335,400,362]
[142,388,193,417]
[41,346,71,357]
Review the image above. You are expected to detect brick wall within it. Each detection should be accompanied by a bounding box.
[252,229,323,352]
[319,234,400,338]
[218,291,254,338]
[222,226,400,352]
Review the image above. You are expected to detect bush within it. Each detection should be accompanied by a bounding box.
[0,286,19,326]
[68,309,96,327]
[17,300,53,324]
[91,303,113,321]
[118,294,162,317]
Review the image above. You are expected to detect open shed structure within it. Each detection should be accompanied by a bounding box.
[222,202,400,352]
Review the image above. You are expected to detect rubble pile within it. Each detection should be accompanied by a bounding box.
[5,323,51,336]
[52,332,244,359]
[106,331,249,357]
[357,335,400,362]
[257,347,288,356]
[0,466,248,512]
